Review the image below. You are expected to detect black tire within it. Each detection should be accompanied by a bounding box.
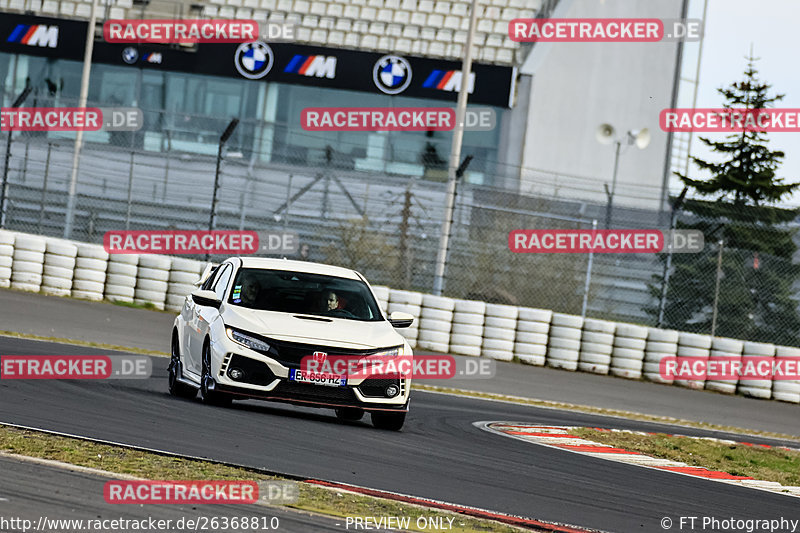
[200,339,232,407]
[370,411,406,431]
[168,332,197,399]
[335,407,364,421]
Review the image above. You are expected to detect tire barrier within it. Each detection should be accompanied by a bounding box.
[610,323,648,379]
[41,238,78,297]
[578,318,616,375]
[105,253,139,303]
[134,255,172,310]
[0,230,15,289]
[10,233,46,292]
[449,299,485,357]
[70,243,109,301]
[387,289,422,349]
[482,304,518,361]
[417,294,455,353]
[704,337,744,394]
[772,346,800,404]
[643,328,680,385]
[547,313,583,370]
[674,332,712,390]
[4,229,800,406]
[738,341,775,399]
[514,307,552,366]
[166,257,204,312]
[371,285,390,316]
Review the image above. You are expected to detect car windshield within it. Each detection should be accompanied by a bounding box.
[228,267,383,322]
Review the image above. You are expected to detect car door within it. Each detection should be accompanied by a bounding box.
[191,263,234,373]
[185,264,224,374]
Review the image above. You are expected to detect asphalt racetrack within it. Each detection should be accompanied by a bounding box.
[1,337,798,533]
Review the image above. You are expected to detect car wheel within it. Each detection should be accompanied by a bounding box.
[200,339,232,407]
[168,333,197,399]
[370,411,406,431]
[335,407,364,421]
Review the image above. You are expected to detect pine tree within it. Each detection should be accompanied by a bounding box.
[649,55,800,344]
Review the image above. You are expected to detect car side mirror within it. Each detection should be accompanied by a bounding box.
[192,289,222,309]
[389,311,414,328]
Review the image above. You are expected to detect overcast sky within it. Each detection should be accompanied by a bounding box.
[676,0,800,206]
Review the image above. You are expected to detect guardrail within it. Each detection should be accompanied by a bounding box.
[2,229,798,405]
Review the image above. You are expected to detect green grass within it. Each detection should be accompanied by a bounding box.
[570,427,800,486]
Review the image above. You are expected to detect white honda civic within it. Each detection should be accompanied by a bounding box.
[168,257,415,430]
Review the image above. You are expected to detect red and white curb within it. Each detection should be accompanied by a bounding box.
[476,422,800,499]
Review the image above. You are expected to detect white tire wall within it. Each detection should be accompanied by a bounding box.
[371,285,390,316]
[41,238,77,295]
[388,289,422,348]
[578,319,615,375]
[643,328,680,384]
[609,323,648,379]
[513,307,551,365]
[737,341,775,399]
[166,258,203,311]
[416,294,455,352]
[134,255,171,310]
[105,253,139,303]
[673,332,712,389]
[703,337,744,394]
[449,299,485,357]
[10,234,46,291]
[546,313,583,370]
[68,243,108,301]
[0,231,11,288]
[772,346,800,403]
[481,304,518,361]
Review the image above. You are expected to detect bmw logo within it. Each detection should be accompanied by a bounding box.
[122,47,138,64]
[373,55,412,95]
[234,41,274,80]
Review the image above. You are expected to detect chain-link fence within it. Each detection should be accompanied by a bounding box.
[3,127,800,346]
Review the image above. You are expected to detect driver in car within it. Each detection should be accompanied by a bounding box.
[240,279,261,307]
[323,290,339,311]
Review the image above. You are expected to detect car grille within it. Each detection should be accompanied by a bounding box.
[266,338,385,368]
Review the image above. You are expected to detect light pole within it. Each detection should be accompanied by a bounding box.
[64,0,100,239]
[1,85,32,228]
[206,118,239,261]
[596,124,650,228]
[657,186,688,327]
[432,0,479,296]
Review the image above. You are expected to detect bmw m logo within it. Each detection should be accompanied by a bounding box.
[234,41,274,80]
[122,47,138,64]
[373,55,412,95]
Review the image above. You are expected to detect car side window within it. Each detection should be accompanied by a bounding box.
[213,265,233,301]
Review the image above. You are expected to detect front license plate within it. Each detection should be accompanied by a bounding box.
[289,368,347,387]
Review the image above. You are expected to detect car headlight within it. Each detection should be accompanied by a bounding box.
[226,328,271,353]
[374,347,401,357]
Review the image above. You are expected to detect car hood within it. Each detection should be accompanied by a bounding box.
[222,306,402,350]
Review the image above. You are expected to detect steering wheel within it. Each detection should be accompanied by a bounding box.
[328,308,355,318]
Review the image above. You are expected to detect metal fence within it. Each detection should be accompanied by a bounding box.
[3,129,800,347]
